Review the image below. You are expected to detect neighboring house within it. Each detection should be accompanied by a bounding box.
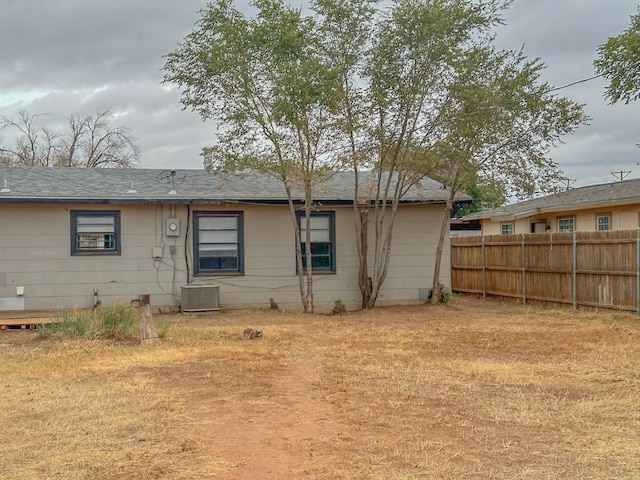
[464,178,640,235]
[0,167,469,312]
[449,218,481,237]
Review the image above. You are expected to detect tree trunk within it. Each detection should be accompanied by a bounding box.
[356,206,372,309]
[366,195,399,309]
[285,185,313,313]
[430,191,455,304]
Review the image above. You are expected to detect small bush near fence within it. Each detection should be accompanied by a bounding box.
[38,303,139,340]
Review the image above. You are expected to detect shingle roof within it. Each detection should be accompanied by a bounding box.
[0,166,469,204]
[464,177,640,221]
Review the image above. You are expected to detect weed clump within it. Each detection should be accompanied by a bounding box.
[39,303,138,340]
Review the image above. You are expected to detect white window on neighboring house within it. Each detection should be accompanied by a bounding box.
[558,217,575,232]
[501,223,514,235]
[596,215,610,231]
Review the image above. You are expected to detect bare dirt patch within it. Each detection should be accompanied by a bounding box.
[1,296,639,479]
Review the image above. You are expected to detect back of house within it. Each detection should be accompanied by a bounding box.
[0,167,466,313]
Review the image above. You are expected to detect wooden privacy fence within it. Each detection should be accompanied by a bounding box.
[451,230,640,313]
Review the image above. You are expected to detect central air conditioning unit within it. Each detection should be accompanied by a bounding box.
[180,284,220,312]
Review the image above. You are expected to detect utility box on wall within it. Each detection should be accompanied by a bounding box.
[166,218,180,236]
[181,284,220,312]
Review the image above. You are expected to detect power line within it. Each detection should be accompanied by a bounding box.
[464,73,604,117]
[545,74,604,93]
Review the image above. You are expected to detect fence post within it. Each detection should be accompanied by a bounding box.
[572,231,577,311]
[482,236,486,298]
[521,234,526,305]
[636,228,639,315]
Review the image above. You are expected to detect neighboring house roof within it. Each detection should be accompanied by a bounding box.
[0,166,470,205]
[450,218,481,231]
[464,177,640,221]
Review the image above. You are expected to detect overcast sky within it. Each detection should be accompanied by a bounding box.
[0,0,638,189]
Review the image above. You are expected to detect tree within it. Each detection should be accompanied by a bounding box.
[356,0,508,308]
[0,112,58,167]
[0,110,140,168]
[426,48,587,302]
[312,0,510,308]
[449,180,505,217]
[594,6,640,104]
[313,0,377,308]
[163,0,341,313]
[164,0,587,311]
[317,0,583,308]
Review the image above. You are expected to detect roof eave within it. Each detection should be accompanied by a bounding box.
[0,197,452,206]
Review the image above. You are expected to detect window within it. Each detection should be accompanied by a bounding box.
[501,223,514,235]
[71,210,120,255]
[194,212,243,275]
[297,211,336,273]
[558,217,574,232]
[596,215,610,231]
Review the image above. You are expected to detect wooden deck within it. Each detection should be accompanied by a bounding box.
[0,311,55,330]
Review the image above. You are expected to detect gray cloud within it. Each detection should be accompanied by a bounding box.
[0,0,204,90]
[0,0,638,187]
[495,0,640,186]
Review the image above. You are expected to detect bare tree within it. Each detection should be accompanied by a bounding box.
[0,112,58,166]
[0,110,140,168]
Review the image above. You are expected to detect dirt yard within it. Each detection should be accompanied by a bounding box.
[1,296,639,479]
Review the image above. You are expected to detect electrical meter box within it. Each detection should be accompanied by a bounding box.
[166,218,180,236]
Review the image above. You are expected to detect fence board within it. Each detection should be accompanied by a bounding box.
[451,229,639,312]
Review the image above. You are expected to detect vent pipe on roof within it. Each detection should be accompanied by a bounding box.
[169,170,177,195]
[157,169,184,195]
[0,178,10,193]
[126,182,137,194]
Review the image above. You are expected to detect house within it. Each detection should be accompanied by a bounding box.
[0,166,468,313]
[449,218,481,237]
[464,178,640,235]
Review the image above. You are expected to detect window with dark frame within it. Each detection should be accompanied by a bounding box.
[194,211,243,275]
[297,211,336,273]
[71,210,121,255]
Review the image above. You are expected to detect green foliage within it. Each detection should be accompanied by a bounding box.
[163,0,351,313]
[456,182,505,216]
[430,45,588,201]
[428,288,453,304]
[163,0,341,177]
[162,0,588,309]
[440,289,453,304]
[435,176,506,217]
[38,303,138,340]
[594,7,640,104]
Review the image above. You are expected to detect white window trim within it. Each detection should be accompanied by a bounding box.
[557,217,575,233]
[500,222,514,235]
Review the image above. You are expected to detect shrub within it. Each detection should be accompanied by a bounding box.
[439,289,453,304]
[427,288,453,304]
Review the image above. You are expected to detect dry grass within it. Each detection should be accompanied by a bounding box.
[1,296,639,479]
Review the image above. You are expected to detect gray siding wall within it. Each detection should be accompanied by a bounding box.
[0,202,450,312]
